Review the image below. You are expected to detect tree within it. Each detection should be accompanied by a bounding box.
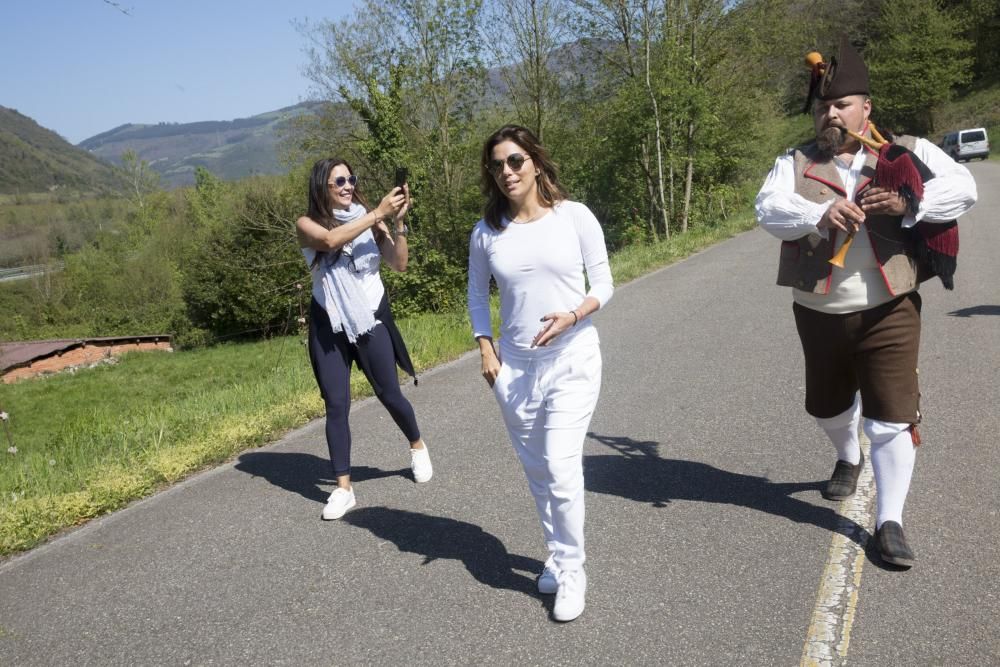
[641,0,671,238]
[301,0,487,258]
[182,176,306,342]
[566,0,672,239]
[341,66,408,196]
[866,0,973,134]
[939,0,1000,86]
[117,149,159,211]
[485,0,572,143]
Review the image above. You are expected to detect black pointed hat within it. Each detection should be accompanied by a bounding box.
[803,36,870,112]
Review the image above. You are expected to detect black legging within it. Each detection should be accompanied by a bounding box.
[308,299,420,476]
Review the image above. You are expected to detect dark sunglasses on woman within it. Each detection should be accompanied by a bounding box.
[329,175,359,188]
[487,153,532,176]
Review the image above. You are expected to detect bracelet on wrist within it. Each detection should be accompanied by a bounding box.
[571,310,579,326]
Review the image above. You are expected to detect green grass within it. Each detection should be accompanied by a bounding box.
[0,339,322,553]
[930,81,1000,163]
[0,209,757,556]
[610,210,756,284]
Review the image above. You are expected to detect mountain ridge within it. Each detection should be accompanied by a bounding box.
[2,41,604,195]
[0,105,120,195]
[77,101,328,189]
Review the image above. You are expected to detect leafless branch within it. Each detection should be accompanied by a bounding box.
[102,0,133,16]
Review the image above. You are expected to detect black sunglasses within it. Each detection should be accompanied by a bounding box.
[487,153,532,176]
[329,175,358,188]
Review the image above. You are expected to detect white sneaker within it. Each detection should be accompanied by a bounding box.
[553,569,586,622]
[321,487,356,520]
[410,443,433,483]
[537,558,559,595]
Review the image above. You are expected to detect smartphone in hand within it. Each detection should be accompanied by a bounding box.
[394,167,408,192]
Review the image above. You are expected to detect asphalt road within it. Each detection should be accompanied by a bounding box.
[1,161,997,666]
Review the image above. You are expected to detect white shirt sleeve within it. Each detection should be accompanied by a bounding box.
[755,153,833,241]
[573,204,614,308]
[907,137,978,226]
[466,222,494,340]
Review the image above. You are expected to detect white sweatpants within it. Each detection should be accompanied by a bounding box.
[493,342,602,574]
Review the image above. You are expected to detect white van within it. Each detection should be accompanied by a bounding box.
[940,128,990,162]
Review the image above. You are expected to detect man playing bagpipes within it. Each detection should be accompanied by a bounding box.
[755,37,977,567]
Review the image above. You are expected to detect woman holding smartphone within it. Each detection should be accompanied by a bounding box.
[467,125,613,622]
[296,158,432,521]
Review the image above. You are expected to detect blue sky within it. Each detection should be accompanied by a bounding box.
[0,0,360,144]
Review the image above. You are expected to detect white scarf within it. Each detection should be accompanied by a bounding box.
[315,203,379,343]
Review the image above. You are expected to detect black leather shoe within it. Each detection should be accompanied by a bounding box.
[822,451,865,501]
[875,520,916,568]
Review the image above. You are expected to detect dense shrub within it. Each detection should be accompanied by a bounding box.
[182,175,307,343]
[381,234,467,317]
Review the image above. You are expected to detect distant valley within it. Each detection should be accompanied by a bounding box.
[78,101,327,188]
[0,101,332,195]
[2,40,599,195]
[0,101,330,268]
[68,56,549,192]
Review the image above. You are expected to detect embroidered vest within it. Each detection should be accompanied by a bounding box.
[777,134,923,295]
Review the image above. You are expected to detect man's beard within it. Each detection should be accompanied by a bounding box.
[816,126,846,160]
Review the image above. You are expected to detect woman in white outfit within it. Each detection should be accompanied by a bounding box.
[467,125,613,622]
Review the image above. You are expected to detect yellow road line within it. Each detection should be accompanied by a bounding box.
[801,438,875,667]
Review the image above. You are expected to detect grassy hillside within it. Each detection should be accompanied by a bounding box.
[0,106,120,195]
[931,82,1000,151]
[78,102,330,188]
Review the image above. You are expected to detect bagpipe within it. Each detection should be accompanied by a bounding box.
[828,123,959,289]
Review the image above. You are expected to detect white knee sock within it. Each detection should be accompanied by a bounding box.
[864,420,916,528]
[816,393,861,465]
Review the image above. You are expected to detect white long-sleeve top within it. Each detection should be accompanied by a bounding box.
[756,138,977,313]
[467,200,614,353]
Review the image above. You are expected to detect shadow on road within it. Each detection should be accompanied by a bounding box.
[585,433,867,546]
[344,507,544,596]
[235,454,544,595]
[235,451,407,503]
[947,304,1000,317]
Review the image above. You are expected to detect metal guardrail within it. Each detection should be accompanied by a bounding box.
[0,263,65,282]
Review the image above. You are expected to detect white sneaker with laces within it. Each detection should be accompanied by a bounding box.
[537,558,559,594]
[553,569,586,622]
[322,487,356,520]
[410,443,433,483]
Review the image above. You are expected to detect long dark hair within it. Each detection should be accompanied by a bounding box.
[307,157,371,230]
[480,125,568,231]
